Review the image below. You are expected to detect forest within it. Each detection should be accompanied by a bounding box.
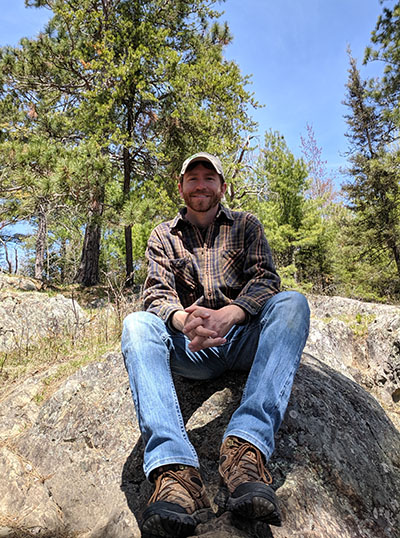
[1,0,400,303]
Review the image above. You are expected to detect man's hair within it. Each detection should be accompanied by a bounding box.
[180,160,225,185]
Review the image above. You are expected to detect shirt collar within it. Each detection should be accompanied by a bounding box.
[170,204,234,232]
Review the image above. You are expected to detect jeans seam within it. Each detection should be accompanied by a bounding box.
[164,348,197,460]
[273,354,301,416]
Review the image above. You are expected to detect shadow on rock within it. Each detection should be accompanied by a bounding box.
[121,353,400,537]
[120,371,247,525]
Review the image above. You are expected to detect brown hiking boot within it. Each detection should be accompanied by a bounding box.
[214,436,281,526]
[141,464,213,538]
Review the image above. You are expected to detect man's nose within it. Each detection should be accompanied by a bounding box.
[194,178,208,189]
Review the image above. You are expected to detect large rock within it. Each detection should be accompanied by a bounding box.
[306,295,400,428]
[0,274,42,293]
[0,289,86,353]
[0,295,399,537]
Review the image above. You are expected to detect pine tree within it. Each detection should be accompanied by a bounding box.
[342,52,400,281]
[247,131,323,289]
[365,1,400,128]
[0,0,257,285]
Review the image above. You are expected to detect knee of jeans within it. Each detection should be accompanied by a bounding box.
[267,291,310,327]
[285,291,310,316]
[122,311,163,341]
[282,291,310,329]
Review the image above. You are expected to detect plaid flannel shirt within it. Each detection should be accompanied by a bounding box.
[143,205,281,323]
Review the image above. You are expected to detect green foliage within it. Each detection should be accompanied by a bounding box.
[342,51,400,287]
[244,131,337,293]
[364,1,400,127]
[1,0,257,285]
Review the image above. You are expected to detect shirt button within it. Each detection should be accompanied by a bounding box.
[208,292,212,296]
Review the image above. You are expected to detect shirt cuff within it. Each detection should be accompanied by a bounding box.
[232,296,266,318]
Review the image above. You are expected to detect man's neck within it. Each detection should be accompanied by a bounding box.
[184,205,219,228]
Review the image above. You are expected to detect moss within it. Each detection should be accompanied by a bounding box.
[321,313,376,337]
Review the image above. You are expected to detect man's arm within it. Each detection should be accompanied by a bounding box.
[143,227,185,323]
[230,214,280,317]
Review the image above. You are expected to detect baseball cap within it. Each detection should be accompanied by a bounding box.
[180,152,225,180]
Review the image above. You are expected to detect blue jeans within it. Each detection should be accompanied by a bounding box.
[121,291,310,479]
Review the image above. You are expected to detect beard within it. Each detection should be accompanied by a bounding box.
[182,190,223,213]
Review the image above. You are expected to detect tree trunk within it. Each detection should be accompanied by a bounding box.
[60,238,67,283]
[392,243,400,279]
[123,145,134,286]
[75,190,104,287]
[0,238,12,273]
[123,100,135,288]
[35,208,47,281]
[124,224,134,284]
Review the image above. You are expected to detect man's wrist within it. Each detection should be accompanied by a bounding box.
[171,310,188,331]
[221,304,246,325]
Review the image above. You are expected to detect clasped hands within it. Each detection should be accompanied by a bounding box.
[172,304,245,352]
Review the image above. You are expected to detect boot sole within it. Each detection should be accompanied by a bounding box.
[141,502,213,538]
[215,483,282,526]
[231,513,274,538]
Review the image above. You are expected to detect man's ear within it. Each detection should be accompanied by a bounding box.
[178,181,184,198]
[221,182,227,195]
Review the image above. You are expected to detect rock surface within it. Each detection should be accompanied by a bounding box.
[0,274,42,293]
[0,294,399,538]
[0,276,86,353]
[306,295,400,429]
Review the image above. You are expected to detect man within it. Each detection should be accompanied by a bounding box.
[122,152,310,538]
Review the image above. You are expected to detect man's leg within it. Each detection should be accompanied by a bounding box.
[121,311,199,475]
[121,311,224,536]
[216,291,310,524]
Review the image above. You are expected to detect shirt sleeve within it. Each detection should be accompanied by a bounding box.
[142,227,184,323]
[232,214,281,317]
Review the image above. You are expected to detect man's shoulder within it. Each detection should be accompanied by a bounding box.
[150,216,178,236]
[224,207,262,227]
[148,213,188,246]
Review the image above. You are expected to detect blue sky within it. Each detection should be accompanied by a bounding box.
[221,0,385,178]
[1,0,385,181]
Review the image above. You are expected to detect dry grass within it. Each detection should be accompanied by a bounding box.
[0,282,140,401]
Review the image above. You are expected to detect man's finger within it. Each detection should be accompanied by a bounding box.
[192,326,218,337]
[188,336,226,352]
[185,305,210,318]
[183,316,204,332]
[184,319,218,336]
[184,326,218,340]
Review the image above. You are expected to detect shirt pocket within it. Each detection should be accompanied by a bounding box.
[170,256,198,294]
[221,249,245,289]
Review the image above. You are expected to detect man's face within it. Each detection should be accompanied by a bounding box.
[178,163,227,214]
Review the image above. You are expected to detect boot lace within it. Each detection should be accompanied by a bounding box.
[149,467,201,505]
[225,439,273,485]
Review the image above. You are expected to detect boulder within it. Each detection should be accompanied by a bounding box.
[0,295,399,537]
[0,290,86,353]
[306,295,400,429]
[0,274,42,293]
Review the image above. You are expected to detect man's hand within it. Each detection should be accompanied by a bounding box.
[171,309,226,352]
[183,304,246,352]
